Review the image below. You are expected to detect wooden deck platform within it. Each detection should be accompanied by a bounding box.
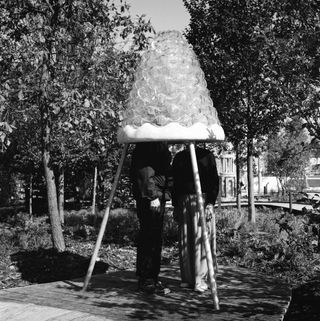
[0,264,291,321]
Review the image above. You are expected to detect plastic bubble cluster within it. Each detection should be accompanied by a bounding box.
[121,30,220,128]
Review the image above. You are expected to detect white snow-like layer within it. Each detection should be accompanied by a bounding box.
[117,122,225,143]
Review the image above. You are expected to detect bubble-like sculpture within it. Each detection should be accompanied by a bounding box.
[117,30,225,142]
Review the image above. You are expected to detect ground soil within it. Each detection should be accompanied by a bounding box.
[0,235,179,289]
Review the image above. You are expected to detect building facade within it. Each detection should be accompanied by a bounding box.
[216,153,236,200]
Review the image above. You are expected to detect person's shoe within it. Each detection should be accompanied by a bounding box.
[194,285,207,293]
[137,278,155,294]
[194,281,209,293]
[153,281,171,295]
[180,282,191,288]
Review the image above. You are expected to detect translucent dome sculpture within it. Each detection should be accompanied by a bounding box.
[117,30,225,143]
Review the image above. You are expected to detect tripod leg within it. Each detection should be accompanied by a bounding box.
[212,208,218,274]
[189,142,219,310]
[82,144,129,292]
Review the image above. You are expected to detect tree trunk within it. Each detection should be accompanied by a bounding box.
[58,167,65,224]
[317,226,320,253]
[29,174,33,218]
[236,147,242,211]
[43,149,65,251]
[257,156,262,195]
[92,165,98,221]
[218,177,222,211]
[40,58,65,252]
[247,139,256,224]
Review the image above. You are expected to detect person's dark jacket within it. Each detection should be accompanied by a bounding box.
[130,142,172,202]
[172,147,219,206]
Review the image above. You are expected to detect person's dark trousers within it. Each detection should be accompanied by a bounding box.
[136,198,165,282]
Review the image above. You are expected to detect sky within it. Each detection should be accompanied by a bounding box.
[126,0,190,32]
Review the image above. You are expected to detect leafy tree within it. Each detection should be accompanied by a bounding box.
[1,0,152,251]
[266,117,312,192]
[276,3,320,141]
[298,86,320,141]
[0,118,13,153]
[0,7,16,153]
[183,0,313,223]
[9,105,43,215]
[49,46,139,220]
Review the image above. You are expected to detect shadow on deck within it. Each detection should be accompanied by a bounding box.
[0,264,291,321]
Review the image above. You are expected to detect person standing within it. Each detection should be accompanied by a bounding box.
[130,142,172,295]
[172,144,219,292]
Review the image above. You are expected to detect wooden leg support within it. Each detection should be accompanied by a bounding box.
[212,209,218,274]
[189,142,220,310]
[82,144,129,293]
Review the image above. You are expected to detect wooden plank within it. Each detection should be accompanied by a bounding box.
[0,265,291,321]
[0,301,112,321]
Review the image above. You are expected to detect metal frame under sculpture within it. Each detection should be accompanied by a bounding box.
[82,139,221,310]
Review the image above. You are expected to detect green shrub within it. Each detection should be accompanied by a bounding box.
[102,208,139,245]
[64,210,86,226]
[3,204,319,286]
[63,206,179,246]
[0,226,15,251]
[5,213,52,250]
[163,207,178,246]
[215,207,318,284]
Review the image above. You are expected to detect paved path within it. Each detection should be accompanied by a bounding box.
[218,201,313,212]
[255,202,313,212]
[0,264,291,321]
